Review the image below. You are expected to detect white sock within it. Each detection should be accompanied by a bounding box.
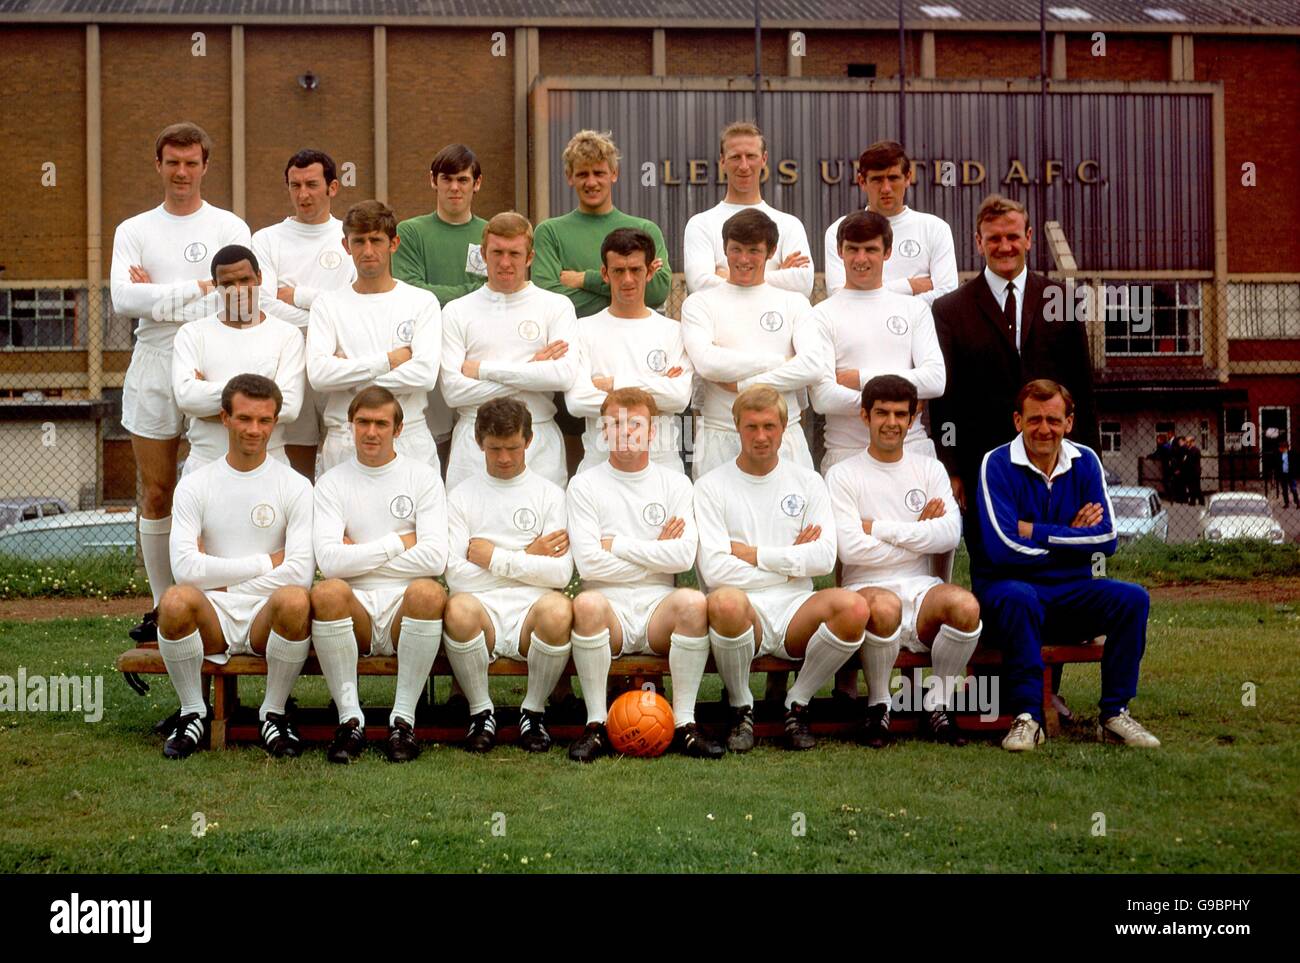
[522,634,571,713]
[260,630,310,721]
[158,627,206,718]
[391,617,443,726]
[709,626,756,709]
[860,623,902,707]
[570,629,612,724]
[668,632,710,726]
[927,621,982,711]
[443,631,492,717]
[312,617,361,725]
[139,515,174,607]
[787,622,863,709]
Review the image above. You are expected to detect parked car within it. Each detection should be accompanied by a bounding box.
[0,506,137,560]
[1198,493,1285,544]
[0,497,73,532]
[1108,486,1169,545]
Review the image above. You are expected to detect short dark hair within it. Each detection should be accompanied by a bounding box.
[343,200,397,239]
[721,209,778,252]
[221,373,282,417]
[210,244,260,281]
[430,143,482,182]
[475,397,533,444]
[838,210,893,253]
[857,140,911,178]
[155,122,212,164]
[601,228,656,268]
[861,374,918,416]
[1016,378,1075,417]
[284,149,338,185]
[348,385,403,430]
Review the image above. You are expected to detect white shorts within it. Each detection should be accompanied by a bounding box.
[351,587,409,657]
[691,422,813,480]
[122,342,183,440]
[446,415,566,493]
[467,585,551,661]
[202,590,270,664]
[282,380,325,446]
[598,584,675,657]
[748,583,815,660]
[844,575,940,653]
[322,424,439,474]
[820,432,936,475]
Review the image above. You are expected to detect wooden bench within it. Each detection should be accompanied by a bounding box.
[116,643,1102,749]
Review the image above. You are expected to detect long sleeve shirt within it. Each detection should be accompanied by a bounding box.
[392,212,490,306]
[250,215,355,328]
[683,199,814,296]
[823,205,958,303]
[531,208,673,315]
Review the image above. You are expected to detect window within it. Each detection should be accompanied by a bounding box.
[0,288,88,348]
[1100,421,1121,453]
[1199,419,1210,453]
[1223,408,1249,452]
[1103,281,1202,355]
[848,64,877,78]
[1227,283,1300,339]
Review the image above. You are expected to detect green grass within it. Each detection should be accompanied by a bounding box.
[1,596,1297,873]
[0,553,146,599]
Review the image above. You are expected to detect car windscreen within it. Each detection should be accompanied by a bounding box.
[1112,496,1150,518]
[1208,499,1268,518]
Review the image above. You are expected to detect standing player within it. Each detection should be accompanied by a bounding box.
[565,388,722,761]
[172,245,305,474]
[696,386,883,751]
[532,130,673,315]
[310,386,448,763]
[827,375,982,748]
[112,122,252,642]
[156,374,314,759]
[251,149,356,479]
[683,121,812,296]
[307,200,443,473]
[681,209,822,478]
[823,141,958,302]
[440,212,579,492]
[443,398,574,753]
[810,211,945,469]
[565,228,692,474]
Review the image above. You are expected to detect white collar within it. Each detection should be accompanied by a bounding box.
[1010,433,1080,484]
[984,264,1028,298]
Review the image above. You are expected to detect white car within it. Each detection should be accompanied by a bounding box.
[1109,486,1168,545]
[1198,493,1285,544]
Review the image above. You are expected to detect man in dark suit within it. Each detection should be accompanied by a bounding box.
[929,193,1100,719]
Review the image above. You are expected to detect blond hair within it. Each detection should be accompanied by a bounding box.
[562,129,620,176]
[600,386,658,419]
[732,385,787,427]
[719,121,767,159]
[482,211,534,253]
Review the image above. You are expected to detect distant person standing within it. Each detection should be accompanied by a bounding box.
[1182,436,1204,506]
[1279,441,1298,508]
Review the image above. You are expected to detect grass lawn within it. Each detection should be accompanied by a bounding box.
[1,593,1297,874]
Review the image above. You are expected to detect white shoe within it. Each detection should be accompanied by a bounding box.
[1001,712,1044,752]
[1098,708,1161,747]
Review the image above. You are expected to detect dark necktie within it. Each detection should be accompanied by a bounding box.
[1003,282,1018,348]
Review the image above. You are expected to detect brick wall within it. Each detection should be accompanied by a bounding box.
[1065,31,1168,80]
[666,28,787,77]
[540,28,651,76]
[934,31,1040,78]
[798,29,916,78]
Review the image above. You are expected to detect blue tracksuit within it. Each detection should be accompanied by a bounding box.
[971,435,1149,722]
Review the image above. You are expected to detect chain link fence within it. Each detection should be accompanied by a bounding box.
[1,265,1297,567]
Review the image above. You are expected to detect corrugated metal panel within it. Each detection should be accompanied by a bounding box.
[547,88,1213,273]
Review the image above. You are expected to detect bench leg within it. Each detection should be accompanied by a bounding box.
[1042,666,1060,738]
[211,675,237,750]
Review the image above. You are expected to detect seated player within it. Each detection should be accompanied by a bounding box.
[565,387,722,761]
[443,398,575,753]
[695,386,886,751]
[172,244,305,474]
[973,379,1158,751]
[310,386,448,763]
[826,375,982,747]
[157,374,315,759]
[564,227,692,474]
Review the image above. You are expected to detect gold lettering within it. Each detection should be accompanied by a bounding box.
[662,160,682,186]
[820,159,844,185]
[1003,159,1030,185]
[933,160,947,185]
[777,159,798,185]
[688,159,709,185]
[1077,159,1099,184]
[759,165,770,184]
[1044,159,1064,185]
[962,160,986,185]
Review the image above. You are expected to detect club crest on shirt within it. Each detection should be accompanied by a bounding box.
[646,348,669,373]
[904,488,927,513]
[518,319,541,341]
[513,507,538,532]
[465,244,487,277]
[183,242,208,263]
[780,493,807,517]
[390,495,414,519]
[250,503,276,528]
[642,502,667,527]
[318,249,343,270]
[395,320,415,344]
[758,311,784,332]
[898,239,922,258]
[886,315,908,335]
